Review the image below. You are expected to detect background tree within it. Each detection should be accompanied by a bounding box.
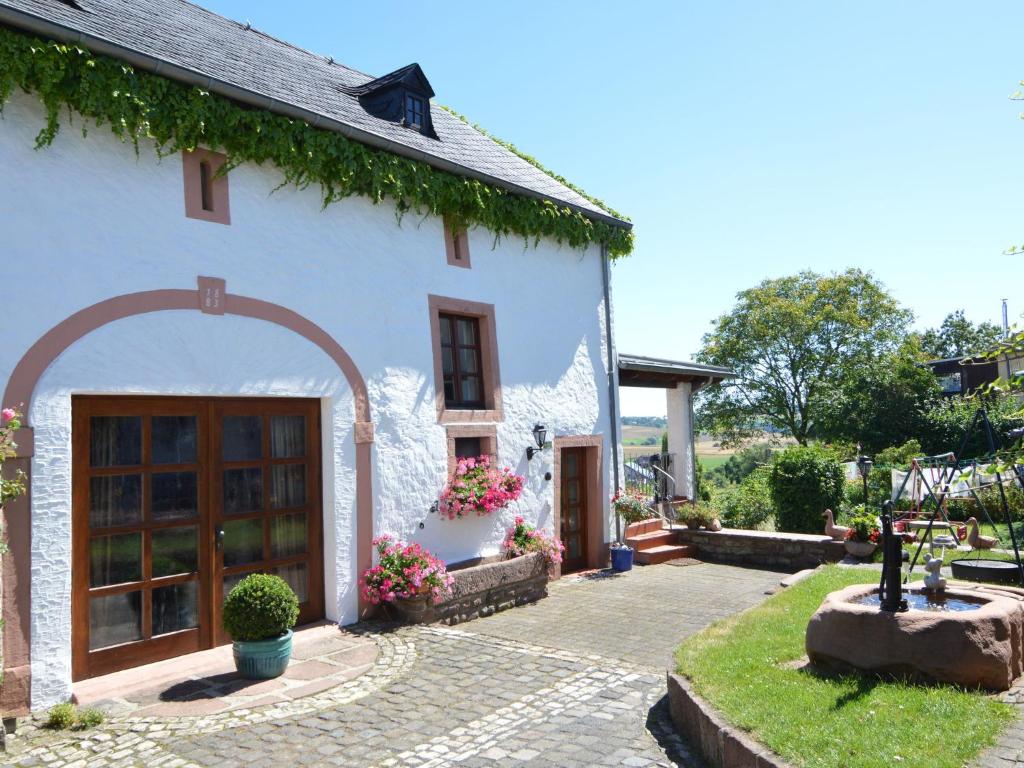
[695,269,912,446]
[918,310,1003,360]
[816,338,941,453]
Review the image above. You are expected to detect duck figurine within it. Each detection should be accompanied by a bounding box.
[822,509,850,541]
[965,517,998,550]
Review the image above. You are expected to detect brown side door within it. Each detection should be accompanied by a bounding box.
[72,396,323,680]
[559,447,588,573]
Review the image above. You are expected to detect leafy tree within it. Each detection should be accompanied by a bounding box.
[816,339,941,454]
[695,269,912,446]
[918,390,1023,457]
[918,310,1003,360]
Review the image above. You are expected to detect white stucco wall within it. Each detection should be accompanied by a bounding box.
[0,91,617,707]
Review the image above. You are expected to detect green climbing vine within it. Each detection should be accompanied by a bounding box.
[0,27,634,258]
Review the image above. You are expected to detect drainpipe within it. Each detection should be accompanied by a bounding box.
[600,243,623,544]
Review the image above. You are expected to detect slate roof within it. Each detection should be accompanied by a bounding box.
[0,0,629,228]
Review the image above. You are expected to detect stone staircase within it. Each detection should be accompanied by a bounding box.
[625,519,696,565]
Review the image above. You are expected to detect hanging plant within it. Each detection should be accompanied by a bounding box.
[0,27,634,258]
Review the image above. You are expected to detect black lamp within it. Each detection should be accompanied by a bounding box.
[857,455,873,515]
[526,423,548,461]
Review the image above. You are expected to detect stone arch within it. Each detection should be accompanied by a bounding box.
[1,284,374,714]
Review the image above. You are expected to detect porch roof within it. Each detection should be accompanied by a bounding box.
[617,353,734,392]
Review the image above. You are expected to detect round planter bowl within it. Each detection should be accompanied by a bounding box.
[950,559,1022,585]
[233,629,293,679]
[611,546,634,572]
[844,540,877,558]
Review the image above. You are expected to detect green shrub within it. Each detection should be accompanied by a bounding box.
[77,708,104,729]
[222,573,299,642]
[714,466,774,530]
[45,703,76,730]
[769,445,845,534]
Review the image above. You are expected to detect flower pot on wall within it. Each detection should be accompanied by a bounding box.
[233,629,293,680]
[844,540,877,558]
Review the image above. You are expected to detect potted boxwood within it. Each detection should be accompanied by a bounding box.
[223,573,300,679]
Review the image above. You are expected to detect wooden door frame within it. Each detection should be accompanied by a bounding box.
[71,395,324,680]
[552,435,605,577]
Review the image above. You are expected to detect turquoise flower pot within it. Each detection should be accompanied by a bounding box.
[232,629,293,679]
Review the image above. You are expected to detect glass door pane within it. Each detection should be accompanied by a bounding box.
[211,400,322,643]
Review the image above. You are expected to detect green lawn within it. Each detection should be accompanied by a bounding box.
[675,566,1013,768]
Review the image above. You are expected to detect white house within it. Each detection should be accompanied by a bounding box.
[0,0,736,716]
[0,0,639,712]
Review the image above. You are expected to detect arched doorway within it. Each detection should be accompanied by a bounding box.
[1,281,374,711]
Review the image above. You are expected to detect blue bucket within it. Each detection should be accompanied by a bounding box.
[233,629,293,679]
[610,546,634,572]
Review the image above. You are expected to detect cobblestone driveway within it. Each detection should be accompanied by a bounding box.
[8,562,779,768]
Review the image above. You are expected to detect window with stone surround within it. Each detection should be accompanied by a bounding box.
[428,295,502,424]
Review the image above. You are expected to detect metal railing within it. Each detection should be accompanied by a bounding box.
[624,452,676,504]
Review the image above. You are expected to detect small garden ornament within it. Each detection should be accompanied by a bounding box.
[822,508,849,541]
[965,517,998,550]
[922,554,947,592]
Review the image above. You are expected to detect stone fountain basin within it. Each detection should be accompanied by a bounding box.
[805,582,1024,691]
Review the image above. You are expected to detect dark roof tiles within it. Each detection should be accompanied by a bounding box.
[0,0,627,226]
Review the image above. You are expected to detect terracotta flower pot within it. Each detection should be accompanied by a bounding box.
[844,540,877,558]
[387,594,435,624]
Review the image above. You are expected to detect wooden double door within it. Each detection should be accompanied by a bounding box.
[72,396,324,680]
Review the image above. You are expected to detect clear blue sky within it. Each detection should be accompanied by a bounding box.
[202,0,1024,415]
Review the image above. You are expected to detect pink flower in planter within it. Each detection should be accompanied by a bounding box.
[1,409,15,424]
[359,536,452,606]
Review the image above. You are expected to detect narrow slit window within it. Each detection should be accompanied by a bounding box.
[199,161,213,212]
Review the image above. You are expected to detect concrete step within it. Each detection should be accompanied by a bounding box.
[626,530,680,550]
[635,544,697,565]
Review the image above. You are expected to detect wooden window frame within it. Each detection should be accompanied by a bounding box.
[182,148,231,225]
[445,424,498,475]
[444,217,471,268]
[428,295,502,424]
[438,313,485,409]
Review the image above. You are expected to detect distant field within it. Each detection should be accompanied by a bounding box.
[697,455,730,471]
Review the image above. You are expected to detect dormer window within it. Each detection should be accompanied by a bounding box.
[405,94,424,128]
[344,63,437,138]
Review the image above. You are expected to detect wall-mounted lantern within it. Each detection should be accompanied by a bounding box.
[526,423,548,461]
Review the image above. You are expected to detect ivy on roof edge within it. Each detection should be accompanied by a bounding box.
[438,105,629,226]
[0,27,634,258]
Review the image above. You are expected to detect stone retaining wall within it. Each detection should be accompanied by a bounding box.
[667,672,791,768]
[676,528,845,570]
[413,552,549,625]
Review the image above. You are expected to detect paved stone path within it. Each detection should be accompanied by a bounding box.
[6,562,780,767]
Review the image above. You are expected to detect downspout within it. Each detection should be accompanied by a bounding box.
[600,243,624,544]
